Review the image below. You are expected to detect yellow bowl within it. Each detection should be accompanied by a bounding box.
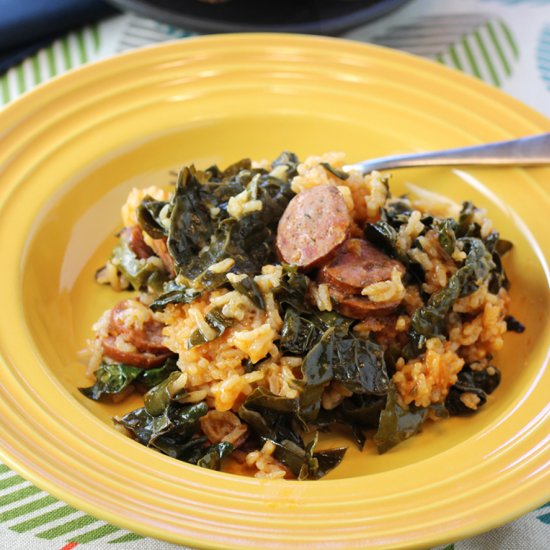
[0,34,548,549]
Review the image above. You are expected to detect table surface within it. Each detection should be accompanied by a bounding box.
[0,0,549,548]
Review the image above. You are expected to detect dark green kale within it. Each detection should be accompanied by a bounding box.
[434,218,457,256]
[445,366,501,416]
[147,156,295,307]
[137,196,169,239]
[374,384,431,454]
[115,377,236,471]
[109,238,167,292]
[116,401,207,453]
[320,162,349,181]
[149,281,202,311]
[270,433,346,480]
[228,274,265,309]
[505,315,525,333]
[404,237,496,358]
[79,358,179,402]
[188,307,234,348]
[301,329,389,396]
[271,151,300,179]
[237,387,346,480]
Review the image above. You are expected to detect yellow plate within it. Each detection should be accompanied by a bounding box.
[0,34,549,549]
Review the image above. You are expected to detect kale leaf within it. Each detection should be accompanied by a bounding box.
[404,237,495,358]
[188,307,234,347]
[149,280,202,311]
[137,196,169,239]
[445,365,501,416]
[228,274,265,309]
[80,358,179,402]
[301,329,389,396]
[116,401,207,452]
[270,433,346,480]
[166,161,294,293]
[374,384,429,454]
[110,239,167,291]
[115,394,234,470]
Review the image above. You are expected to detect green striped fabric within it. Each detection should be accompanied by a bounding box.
[0,25,100,106]
[367,14,519,88]
[437,19,519,87]
[0,468,143,545]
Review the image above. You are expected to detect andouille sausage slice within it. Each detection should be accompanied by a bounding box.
[149,237,176,277]
[101,337,173,368]
[108,300,170,355]
[120,226,154,259]
[317,271,400,319]
[320,238,405,295]
[276,184,352,269]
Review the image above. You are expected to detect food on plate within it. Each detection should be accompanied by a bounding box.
[80,151,524,479]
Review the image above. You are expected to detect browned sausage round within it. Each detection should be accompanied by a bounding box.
[108,300,170,355]
[276,185,352,269]
[149,237,176,277]
[120,226,154,259]
[101,337,173,368]
[317,271,401,319]
[320,238,405,295]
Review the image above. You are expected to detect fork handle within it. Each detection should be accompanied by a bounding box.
[343,133,550,173]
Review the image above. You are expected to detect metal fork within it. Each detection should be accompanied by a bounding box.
[343,133,550,173]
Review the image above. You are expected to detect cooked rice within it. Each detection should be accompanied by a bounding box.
[208,258,235,274]
[311,283,333,312]
[393,338,465,408]
[291,153,389,223]
[361,266,406,303]
[227,189,263,219]
[245,440,287,479]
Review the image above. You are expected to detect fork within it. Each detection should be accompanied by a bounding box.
[343,133,550,173]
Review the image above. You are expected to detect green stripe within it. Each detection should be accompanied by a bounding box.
[46,46,57,77]
[499,20,519,59]
[92,24,100,51]
[31,54,42,85]
[61,38,72,70]
[474,29,500,87]
[11,505,77,533]
[16,64,26,95]
[461,37,482,79]
[0,465,10,474]
[487,20,512,76]
[449,45,463,71]
[37,514,96,539]
[76,31,88,64]
[109,532,143,543]
[435,52,444,64]
[70,523,120,543]
[0,475,26,490]
[0,495,57,522]
[0,486,41,507]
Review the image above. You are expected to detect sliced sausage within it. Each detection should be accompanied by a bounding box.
[101,337,172,368]
[318,271,400,319]
[120,226,154,259]
[276,185,352,269]
[108,300,170,355]
[320,238,405,295]
[149,237,176,277]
